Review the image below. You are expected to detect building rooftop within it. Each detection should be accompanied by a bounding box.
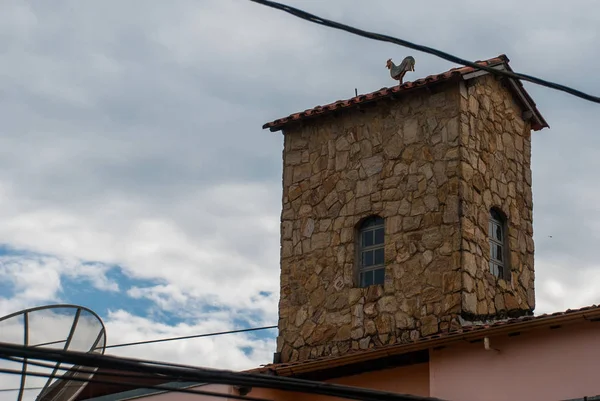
[263,54,548,132]
[249,304,600,377]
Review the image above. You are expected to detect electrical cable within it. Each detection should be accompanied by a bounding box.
[0,366,272,401]
[247,0,600,104]
[31,340,68,348]
[101,325,277,349]
[2,355,257,400]
[0,386,44,393]
[3,355,179,385]
[0,356,189,396]
[2,353,273,401]
[0,342,448,401]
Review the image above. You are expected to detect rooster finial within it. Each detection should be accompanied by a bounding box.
[386,56,416,85]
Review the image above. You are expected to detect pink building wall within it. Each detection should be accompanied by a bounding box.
[247,363,430,401]
[430,322,600,401]
[325,363,430,399]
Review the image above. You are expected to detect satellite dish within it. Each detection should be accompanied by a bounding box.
[0,304,107,401]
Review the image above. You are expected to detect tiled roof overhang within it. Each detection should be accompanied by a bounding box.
[262,55,548,133]
[248,304,600,377]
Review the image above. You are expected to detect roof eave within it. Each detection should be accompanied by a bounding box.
[251,306,600,377]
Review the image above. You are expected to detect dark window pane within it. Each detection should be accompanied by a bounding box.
[363,250,374,267]
[495,225,503,241]
[374,248,384,265]
[374,228,384,244]
[496,245,503,261]
[358,216,386,287]
[362,271,373,287]
[498,266,504,279]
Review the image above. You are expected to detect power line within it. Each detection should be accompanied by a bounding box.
[0,366,269,401]
[0,342,447,401]
[4,355,182,386]
[31,339,68,348]
[2,353,272,401]
[3,354,261,399]
[248,0,600,105]
[101,325,277,349]
[0,356,193,396]
[0,386,43,393]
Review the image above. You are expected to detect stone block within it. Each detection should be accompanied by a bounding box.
[462,291,477,314]
[420,315,439,337]
[375,314,393,334]
[364,302,377,317]
[377,296,397,313]
[404,119,419,144]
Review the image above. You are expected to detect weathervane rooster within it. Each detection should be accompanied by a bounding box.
[386,56,416,85]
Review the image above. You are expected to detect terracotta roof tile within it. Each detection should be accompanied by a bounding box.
[249,304,600,375]
[262,54,548,132]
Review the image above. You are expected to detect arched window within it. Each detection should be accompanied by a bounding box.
[489,208,508,280]
[357,216,385,287]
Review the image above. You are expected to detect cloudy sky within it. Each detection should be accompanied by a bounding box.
[0,0,599,396]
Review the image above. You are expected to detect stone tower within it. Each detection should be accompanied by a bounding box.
[262,55,547,363]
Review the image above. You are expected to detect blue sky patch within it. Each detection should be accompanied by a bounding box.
[0,278,15,299]
[0,244,44,258]
[58,271,161,321]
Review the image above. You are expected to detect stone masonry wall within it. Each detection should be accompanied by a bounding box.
[458,76,535,319]
[277,83,465,363]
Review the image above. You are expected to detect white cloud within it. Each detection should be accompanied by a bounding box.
[0,181,281,307]
[102,309,275,369]
[0,256,119,312]
[535,258,600,315]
